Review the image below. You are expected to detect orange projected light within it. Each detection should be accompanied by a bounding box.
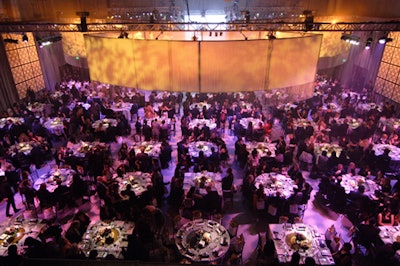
[84,34,322,92]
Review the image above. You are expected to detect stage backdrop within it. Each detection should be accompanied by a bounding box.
[84,33,322,93]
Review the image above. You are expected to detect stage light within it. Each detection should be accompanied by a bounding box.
[22,34,28,43]
[365,37,372,49]
[215,32,218,37]
[220,32,223,36]
[76,11,89,32]
[303,10,314,31]
[209,32,212,37]
[341,33,360,45]
[192,35,198,41]
[379,36,393,44]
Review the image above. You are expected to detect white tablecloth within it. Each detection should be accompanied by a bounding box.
[188,141,218,158]
[184,171,222,196]
[254,173,295,199]
[188,119,217,130]
[111,102,133,121]
[176,219,230,262]
[269,223,335,265]
[79,220,134,259]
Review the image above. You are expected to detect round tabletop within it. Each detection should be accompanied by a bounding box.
[176,219,230,262]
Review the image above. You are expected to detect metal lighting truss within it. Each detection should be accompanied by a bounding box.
[0,21,399,33]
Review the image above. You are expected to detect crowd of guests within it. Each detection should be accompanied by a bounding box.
[0,76,399,265]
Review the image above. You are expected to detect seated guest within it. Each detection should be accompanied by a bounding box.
[65,220,83,244]
[3,244,22,266]
[36,183,53,209]
[70,174,87,201]
[53,178,72,209]
[202,186,222,214]
[288,163,301,180]
[317,150,329,173]
[332,242,352,266]
[377,207,395,226]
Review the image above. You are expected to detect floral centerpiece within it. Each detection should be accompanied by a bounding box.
[96,227,119,245]
[285,232,311,251]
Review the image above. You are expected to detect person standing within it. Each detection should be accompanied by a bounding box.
[0,176,20,217]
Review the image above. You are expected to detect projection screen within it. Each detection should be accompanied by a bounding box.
[84,33,322,93]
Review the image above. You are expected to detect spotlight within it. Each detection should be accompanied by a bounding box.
[76,11,89,32]
[209,32,212,37]
[365,37,372,49]
[303,10,314,31]
[192,35,198,41]
[22,34,28,43]
[379,37,393,44]
[215,32,218,37]
[220,32,223,36]
[341,34,360,45]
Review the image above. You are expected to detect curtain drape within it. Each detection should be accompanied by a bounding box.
[0,39,19,112]
[37,41,66,91]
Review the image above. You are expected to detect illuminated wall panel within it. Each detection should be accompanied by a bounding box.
[2,33,45,98]
[375,32,400,103]
[269,35,322,90]
[200,40,269,93]
[169,41,199,92]
[85,34,321,93]
[85,36,136,87]
[134,40,171,91]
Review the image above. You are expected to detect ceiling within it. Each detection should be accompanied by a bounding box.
[1,0,399,24]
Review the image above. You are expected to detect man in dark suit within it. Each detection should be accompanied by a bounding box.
[202,186,222,214]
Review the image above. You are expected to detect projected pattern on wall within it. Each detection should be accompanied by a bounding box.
[85,34,322,96]
[375,32,400,103]
[2,33,45,98]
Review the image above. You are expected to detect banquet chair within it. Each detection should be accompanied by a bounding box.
[223,189,234,208]
[212,213,223,224]
[278,216,289,224]
[228,219,238,237]
[192,210,202,220]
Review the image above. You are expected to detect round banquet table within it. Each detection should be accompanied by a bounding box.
[240,117,263,130]
[245,141,277,157]
[189,102,211,111]
[92,118,118,131]
[33,168,76,192]
[116,171,153,197]
[0,117,24,129]
[132,141,161,157]
[175,219,230,263]
[188,118,217,130]
[188,141,218,158]
[111,102,133,121]
[79,220,135,259]
[183,171,223,196]
[373,144,400,169]
[43,118,65,135]
[340,174,380,199]
[254,172,296,199]
[314,143,343,158]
